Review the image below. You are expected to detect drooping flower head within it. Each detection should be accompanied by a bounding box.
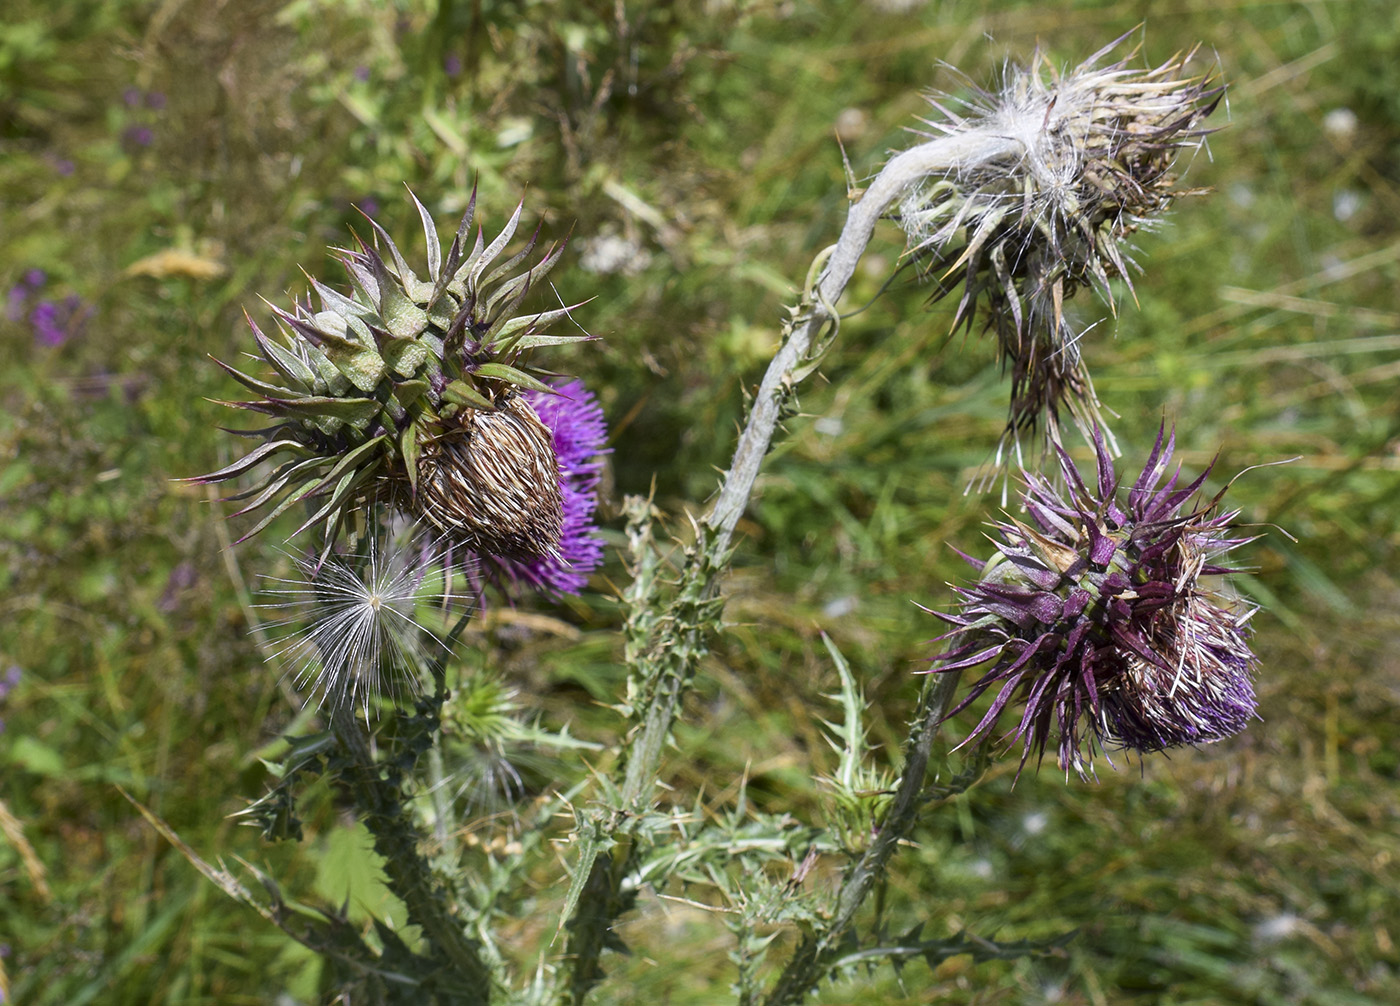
[473,378,609,597]
[928,425,1260,779]
[899,36,1221,464]
[193,188,592,561]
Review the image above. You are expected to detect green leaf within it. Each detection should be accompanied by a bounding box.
[190,438,313,483]
[822,632,867,791]
[390,377,430,411]
[557,812,616,945]
[380,337,429,379]
[7,735,66,776]
[400,420,421,495]
[504,331,593,352]
[211,357,302,400]
[368,247,429,340]
[408,187,443,286]
[264,395,382,428]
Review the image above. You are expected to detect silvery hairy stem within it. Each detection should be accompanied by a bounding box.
[567,128,1025,1003]
[625,127,1023,812]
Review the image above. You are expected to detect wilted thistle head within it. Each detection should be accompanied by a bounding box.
[194,188,592,560]
[473,378,609,597]
[928,426,1260,780]
[260,522,472,719]
[900,36,1221,462]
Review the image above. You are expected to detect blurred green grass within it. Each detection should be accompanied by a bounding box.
[3,0,1399,1002]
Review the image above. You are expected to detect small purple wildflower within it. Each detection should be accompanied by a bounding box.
[6,270,44,321]
[123,86,143,107]
[55,159,75,176]
[928,425,1261,780]
[28,294,91,348]
[477,379,609,597]
[356,197,380,218]
[353,65,371,83]
[444,53,463,78]
[5,286,27,322]
[146,91,166,110]
[122,125,154,149]
[31,301,64,346]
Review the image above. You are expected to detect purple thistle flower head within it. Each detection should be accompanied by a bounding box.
[474,378,609,597]
[929,425,1261,780]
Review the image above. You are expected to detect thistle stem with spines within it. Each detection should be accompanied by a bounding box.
[566,127,1024,1002]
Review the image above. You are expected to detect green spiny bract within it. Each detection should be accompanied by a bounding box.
[196,189,590,558]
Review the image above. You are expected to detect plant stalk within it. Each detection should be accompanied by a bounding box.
[330,705,492,1003]
[761,669,964,1006]
[567,126,1023,1001]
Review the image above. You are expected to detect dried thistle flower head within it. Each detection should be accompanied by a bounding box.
[192,188,592,558]
[900,36,1221,462]
[927,425,1260,780]
[416,392,565,560]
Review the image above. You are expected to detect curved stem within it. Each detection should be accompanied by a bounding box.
[622,128,1020,813]
[703,129,1021,549]
[568,126,1024,1003]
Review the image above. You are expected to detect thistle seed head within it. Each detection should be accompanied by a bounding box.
[928,425,1261,780]
[901,35,1221,460]
[260,522,474,720]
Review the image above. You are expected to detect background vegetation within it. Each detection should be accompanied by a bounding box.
[2,0,1398,1002]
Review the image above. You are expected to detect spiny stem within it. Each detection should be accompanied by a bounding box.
[330,704,493,1003]
[703,129,1021,552]
[762,670,964,1006]
[566,126,1024,1002]
[620,129,1021,814]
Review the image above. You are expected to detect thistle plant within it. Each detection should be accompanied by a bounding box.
[147,36,1279,1006]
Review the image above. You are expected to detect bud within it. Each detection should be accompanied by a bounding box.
[927,426,1261,779]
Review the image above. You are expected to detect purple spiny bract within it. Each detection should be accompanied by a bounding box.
[928,425,1260,780]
